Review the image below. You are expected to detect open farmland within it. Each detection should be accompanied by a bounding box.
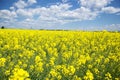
[0,29,120,80]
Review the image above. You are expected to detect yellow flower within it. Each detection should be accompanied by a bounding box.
[57,75,62,80]
[30,65,34,71]
[18,60,22,65]
[73,75,82,80]
[104,58,110,64]
[84,70,94,80]
[35,56,42,63]
[35,62,44,72]
[93,68,99,74]
[23,63,27,68]
[49,57,55,66]
[0,58,6,67]
[4,45,10,49]
[55,65,61,71]
[61,65,75,76]
[88,65,93,69]
[105,72,112,80]
[9,68,30,80]
[50,69,57,77]
[45,78,49,80]
[68,66,76,75]
[62,66,69,76]
[73,52,79,58]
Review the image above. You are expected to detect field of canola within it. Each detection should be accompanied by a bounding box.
[0,29,120,80]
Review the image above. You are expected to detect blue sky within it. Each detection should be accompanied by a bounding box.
[0,0,120,31]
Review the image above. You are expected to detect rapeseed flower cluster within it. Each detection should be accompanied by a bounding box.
[9,68,30,80]
[84,70,94,80]
[0,58,6,67]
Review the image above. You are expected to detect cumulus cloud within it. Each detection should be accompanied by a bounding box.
[14,0,37,9]
[0,10,17,19]
[14,0,27,9]
[10,7,15,10]
[28,0,37,5]
[16,9,33,18]
[79,0,112,9]
[102,7,120,14]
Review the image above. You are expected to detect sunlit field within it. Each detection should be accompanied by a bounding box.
[0,29,120,80]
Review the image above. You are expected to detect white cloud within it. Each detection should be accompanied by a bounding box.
[56,6,98,22]
[10,7,15,10]
[0,10,11,19]
[16,9,33,18]
[79,0,112,9]
[0,10,17,19]
[14,0,37,9]
[102,7,120,14]
[28,0,37,5]
[14,0,27,9]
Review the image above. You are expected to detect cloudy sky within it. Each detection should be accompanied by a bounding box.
[0,0,120,30]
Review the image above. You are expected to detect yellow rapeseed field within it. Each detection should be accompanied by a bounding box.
[0,29,120,80]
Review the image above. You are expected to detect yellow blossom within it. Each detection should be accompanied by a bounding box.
[0,58,6,67]
[84,70,94,80]
[9,68,30,80]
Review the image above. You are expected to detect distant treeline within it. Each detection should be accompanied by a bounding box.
[39,29,120,32]
[39,29,69,31]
